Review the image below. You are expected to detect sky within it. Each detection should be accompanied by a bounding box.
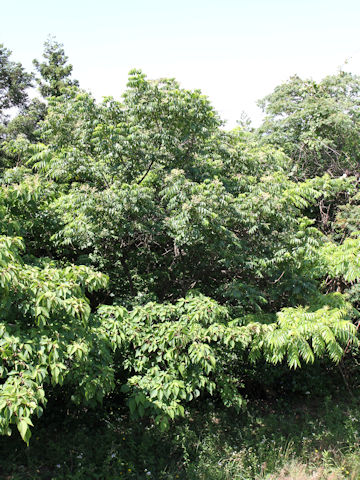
[2,0,360,127]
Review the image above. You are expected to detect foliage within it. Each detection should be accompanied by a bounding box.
[321,237,360,284]
[0,233,109,444]
[258,72,360,176]
[0,44,32,118]
[98,292,357,426]
[0,41,360,447]
[33,37,79,98]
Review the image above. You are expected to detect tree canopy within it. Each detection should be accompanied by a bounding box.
[258,72,360,176]
[0,41,359,444]
[0,44,32,120]
[33,37,79,98]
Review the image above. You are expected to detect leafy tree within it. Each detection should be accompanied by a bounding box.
[33,37,79,98]
[0,45,33,171]
[1,39,77,171]
[1,47,360,444]
[0,235,110,444]
[258,72,360,176]
[0,44,32,119]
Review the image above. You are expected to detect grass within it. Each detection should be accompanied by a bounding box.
[1,379,360,479]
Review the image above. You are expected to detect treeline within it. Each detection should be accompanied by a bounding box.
[0,39,359,444]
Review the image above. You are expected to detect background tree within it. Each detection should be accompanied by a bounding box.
[257,72,360,177]
[1,38,78,171]
[0,44,33,170]
[33,37,79,98]
[0,44,32,120]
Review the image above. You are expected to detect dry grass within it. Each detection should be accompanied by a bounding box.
[266,460,342,480]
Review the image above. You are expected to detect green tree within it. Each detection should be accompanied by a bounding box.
[33,37,79,98]
[1,62,360,444]
[1,38,77,170]
[0,44,32,120]
[0,45,33,170]
[257,72,360,176]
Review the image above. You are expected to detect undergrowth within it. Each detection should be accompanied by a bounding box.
[1,381,359,480]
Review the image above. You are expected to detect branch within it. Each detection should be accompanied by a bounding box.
[137,157,156,185]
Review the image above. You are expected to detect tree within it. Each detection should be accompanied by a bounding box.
[1,59,360,444]
[0,45,33,170]
[0,44,32,120]
[33,37,79,98]
[1,38,78,170]
[257,72,360,177]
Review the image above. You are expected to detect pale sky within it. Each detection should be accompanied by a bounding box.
[2,0,360,127]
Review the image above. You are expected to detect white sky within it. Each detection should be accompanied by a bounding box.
[2,0,360,127]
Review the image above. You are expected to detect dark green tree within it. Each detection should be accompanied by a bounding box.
[0,44,33,170]
[0,44,32,120]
